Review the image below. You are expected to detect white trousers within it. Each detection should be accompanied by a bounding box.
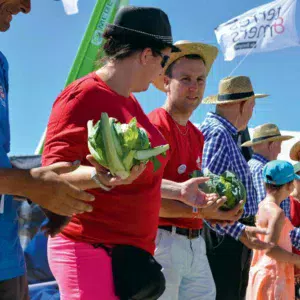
[154,228,216,300]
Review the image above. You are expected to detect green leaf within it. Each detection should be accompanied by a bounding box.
[150,156,162,172]
[100,113,128,179]
[123,150,136,171]
[193,168,247,211]
[87,120,109,168]
[88,115,169,176]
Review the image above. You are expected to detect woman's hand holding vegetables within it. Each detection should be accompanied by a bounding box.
[87,155,146,186]
[87,114,169,181]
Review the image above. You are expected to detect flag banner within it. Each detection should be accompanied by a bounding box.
[215,0,299,61]
[61,0,79,15]
[36,0,129,154]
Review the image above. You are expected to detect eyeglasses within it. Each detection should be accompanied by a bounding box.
[153,50,170,68]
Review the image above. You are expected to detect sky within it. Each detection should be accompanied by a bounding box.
[1,0,300,155]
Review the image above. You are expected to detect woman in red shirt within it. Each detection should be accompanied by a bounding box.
[42,6,210,300]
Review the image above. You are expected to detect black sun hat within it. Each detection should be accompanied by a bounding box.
[105,6,180,52]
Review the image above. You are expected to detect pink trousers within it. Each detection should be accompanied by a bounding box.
[48,235,119,300]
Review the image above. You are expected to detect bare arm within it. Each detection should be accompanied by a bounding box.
[0,163,95,216]
[161,177,211,207]
[160,198,197,218]
[0,168,40,197]
[265,208,300,264]
[160,196,243,222]
[161,179,182,200]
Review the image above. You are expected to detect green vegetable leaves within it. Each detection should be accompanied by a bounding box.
[88,113,169,179]
[191,169,247,211]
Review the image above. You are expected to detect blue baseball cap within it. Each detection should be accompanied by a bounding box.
[294,162,300,174]
[263,160,300,185]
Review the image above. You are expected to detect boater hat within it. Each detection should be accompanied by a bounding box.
[202,76,268,104]
[241,123,293,147]
[152,40,218,92]
[105,6,180,52]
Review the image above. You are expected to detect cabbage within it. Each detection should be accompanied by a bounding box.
[88,113,169,179]
[191,169,246,211]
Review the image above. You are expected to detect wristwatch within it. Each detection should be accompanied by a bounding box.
[91,169,112,191]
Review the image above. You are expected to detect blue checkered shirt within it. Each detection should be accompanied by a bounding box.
[248,153,300,250]
[248,153,291,219]
[200,112,258,240]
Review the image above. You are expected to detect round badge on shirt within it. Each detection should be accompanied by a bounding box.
[177,164,187,174]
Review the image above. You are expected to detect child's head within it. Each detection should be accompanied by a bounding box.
[263,160,300,196]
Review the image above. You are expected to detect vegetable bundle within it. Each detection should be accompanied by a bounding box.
[88,113,169,179]
[191,169,246,211]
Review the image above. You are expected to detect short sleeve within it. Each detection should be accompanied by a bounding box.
[42,78,120,166]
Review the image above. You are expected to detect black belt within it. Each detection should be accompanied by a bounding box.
[159,226,201,239]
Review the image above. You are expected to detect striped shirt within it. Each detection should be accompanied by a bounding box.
[248,153,291,219]
[248,153,300,250]
[200,112,258,240]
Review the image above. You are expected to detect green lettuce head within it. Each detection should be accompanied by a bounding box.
[191,169,246,211]
[87,113,169,179]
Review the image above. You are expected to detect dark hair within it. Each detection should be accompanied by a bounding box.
[95,29,167,67]
[165,54,205,78]
[265,180,293,192]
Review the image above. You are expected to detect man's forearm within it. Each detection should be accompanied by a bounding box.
[0,168,36,197]
[0,165,99,199]
[160,198,202,218]
[161,179,182,200]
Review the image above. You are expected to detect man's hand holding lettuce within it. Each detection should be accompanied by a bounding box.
[190,169,245,225]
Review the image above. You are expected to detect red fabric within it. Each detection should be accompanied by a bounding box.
[42,73,169,254]
[290,196,300,258]
[148,108,204,229]
[290,195,300,278]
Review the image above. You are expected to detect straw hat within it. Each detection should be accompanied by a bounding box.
[241,123,293,147]
[202,76,269,104]
[290,141,300,161]
[152,40,218,92]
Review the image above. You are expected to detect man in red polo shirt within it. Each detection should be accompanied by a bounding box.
[149,41,243,299]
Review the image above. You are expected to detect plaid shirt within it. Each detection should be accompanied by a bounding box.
[248,153,291,219]
[248,154,300,250]
[200,112,258,240]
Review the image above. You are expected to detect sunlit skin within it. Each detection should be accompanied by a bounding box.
[238,97,255,131]
[163,57,207,123]
[0,0,31,32]
[216,97,256,132]
[252,140,282,161]
[138,48,172,92]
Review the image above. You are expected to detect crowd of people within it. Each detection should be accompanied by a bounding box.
[1,1,300,300]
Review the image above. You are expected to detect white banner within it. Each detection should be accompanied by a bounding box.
[215,0,300,61]
[61,0,79,15]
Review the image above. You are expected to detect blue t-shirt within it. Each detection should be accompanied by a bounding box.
[0,51,25,281]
